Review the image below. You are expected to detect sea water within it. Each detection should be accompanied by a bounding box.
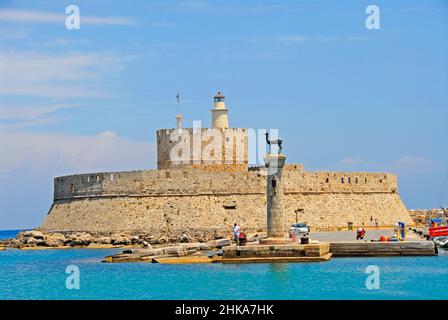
[1,230,448,300]
[0,229,30,240]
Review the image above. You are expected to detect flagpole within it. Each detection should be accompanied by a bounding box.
[176,92,182,129]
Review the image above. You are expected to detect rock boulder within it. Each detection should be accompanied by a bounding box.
[44,235,59,247]
[23,230,45,240]
[111,234,131,245]
[207,238,231,248]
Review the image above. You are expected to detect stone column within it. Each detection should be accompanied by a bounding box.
[260,153,291,244]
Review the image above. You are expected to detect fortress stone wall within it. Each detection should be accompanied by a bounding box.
[52,164,400,200]
[40,164,413,237]
[39,92,413,240]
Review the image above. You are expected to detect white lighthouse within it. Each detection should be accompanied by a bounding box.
[211,91,229,129]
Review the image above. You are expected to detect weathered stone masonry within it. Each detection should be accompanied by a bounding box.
[41,164,413,235]
[39,92,413,237]
[157,128,249,172]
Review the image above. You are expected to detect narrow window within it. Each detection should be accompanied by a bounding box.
[325,178,329,183]
[341,177,344,183]
[348,177,351,184]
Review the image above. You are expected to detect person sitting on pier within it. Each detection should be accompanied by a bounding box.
[238,231,247,246]
[356,227,366,240]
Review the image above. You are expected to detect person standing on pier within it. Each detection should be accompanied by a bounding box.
[233,223,241,245]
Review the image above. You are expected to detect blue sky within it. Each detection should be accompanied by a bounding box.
[0,0,447,229]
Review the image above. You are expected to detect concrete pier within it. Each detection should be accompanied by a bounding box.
[330,241,436,257]
[221,243,332,263]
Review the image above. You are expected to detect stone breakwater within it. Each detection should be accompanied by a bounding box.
[103,239,232,263]
[103,241,334,264]
[0,229,240,250]
[408,209,446,225]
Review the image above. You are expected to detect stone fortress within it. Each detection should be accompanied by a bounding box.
[40,92,414,240]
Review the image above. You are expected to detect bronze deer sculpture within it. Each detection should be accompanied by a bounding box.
[265,132,283,154]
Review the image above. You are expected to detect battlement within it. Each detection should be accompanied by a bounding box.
[284,170,397,194]
[53,164,399,201]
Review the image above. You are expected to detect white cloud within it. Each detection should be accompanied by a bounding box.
[0,27,31,40]
[250,34,369,45]
[0,9,137,26]
[278,35,307,43]
[175,1,283,13]
[97,130,119,139]
[40,38,91,47]
[339,157,365,165]
[249,35,306,45]
[0,103,84,128]
[336,156,442,176]
[0,51,138,98]
[345,36,369,42]
[390,156,441,175]
[0,132,156,175]
[0,103,82,121]
[178,0,210,10]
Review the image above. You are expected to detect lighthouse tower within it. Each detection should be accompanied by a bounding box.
[157,92,248,171]
[211,91,229,129]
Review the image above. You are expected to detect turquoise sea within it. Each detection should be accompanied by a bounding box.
[1,230,448,300]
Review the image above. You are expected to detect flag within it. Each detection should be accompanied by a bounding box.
[176,92,180,103]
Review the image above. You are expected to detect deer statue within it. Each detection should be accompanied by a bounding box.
[265,132,283,154]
